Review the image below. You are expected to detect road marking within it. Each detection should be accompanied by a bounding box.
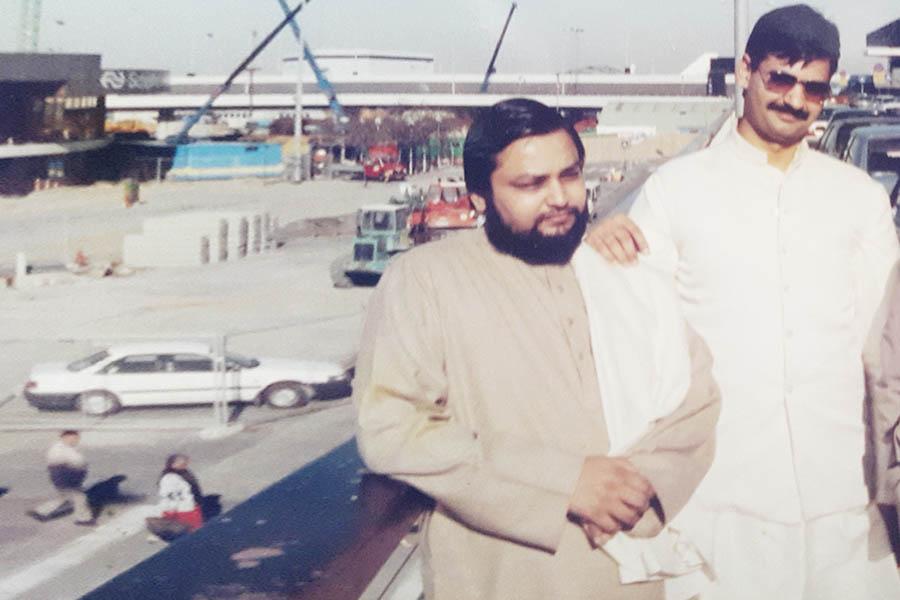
[0,504,157,600]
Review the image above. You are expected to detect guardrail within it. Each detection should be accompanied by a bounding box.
[83,440,431,600]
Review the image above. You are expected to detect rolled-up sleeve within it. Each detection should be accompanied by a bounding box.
[353,255,584,552]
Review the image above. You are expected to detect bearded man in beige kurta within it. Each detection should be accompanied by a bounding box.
[354,98,721,600]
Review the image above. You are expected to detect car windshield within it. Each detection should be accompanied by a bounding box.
[426,184,466,204]
[226,352,259,369]
[67,350,110,372]
[868,146,900,174]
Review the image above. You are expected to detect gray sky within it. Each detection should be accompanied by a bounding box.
[1,1,896,76]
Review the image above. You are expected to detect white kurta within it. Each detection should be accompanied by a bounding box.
[630,128,899,525]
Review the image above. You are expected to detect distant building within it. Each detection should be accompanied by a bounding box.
[0,53,108,194]
[283,49,435,78]
[866,19,900,89]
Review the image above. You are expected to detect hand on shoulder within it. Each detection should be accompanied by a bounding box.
[584,214,648,265]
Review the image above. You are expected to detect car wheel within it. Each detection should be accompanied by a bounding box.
[263,382,311,409]
[78,391,121,416]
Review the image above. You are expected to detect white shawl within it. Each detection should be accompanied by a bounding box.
[572,245,706,591]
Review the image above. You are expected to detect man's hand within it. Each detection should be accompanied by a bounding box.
[584,214,648,264]
[568,456,655,541]
[581,522,613,548]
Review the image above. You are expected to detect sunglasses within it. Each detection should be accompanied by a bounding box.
[761,69,831,103]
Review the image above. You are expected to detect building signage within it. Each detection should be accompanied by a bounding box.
[100,69,170,93]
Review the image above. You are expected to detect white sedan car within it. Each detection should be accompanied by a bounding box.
[24,342,353,416]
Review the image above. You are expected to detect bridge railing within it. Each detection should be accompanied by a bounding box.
[83,440,431,600]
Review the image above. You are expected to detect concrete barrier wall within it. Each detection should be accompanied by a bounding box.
[123,209,273,268]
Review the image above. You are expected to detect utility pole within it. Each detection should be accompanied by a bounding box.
[246,67,257,119]
[734,0,748,117]
[18,0,42,51]
[570,27,584,93]
[293,29,304,183]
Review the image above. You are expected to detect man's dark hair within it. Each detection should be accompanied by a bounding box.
[745,4,840,75]
[463,98,585,200]
[61,430,79,437]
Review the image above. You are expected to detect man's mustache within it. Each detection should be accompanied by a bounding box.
[537,207,581,224]
[767,102,809,121]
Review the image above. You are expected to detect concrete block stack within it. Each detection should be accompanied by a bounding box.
[123,209,274,268]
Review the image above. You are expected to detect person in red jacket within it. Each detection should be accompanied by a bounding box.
[157,454,204,532]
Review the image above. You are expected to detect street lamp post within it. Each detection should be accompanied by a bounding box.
[570,27,584,93]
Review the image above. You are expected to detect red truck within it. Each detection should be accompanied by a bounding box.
[363,143,406,182]
[409,178,481,243]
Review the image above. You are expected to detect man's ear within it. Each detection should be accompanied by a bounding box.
[469,192,487,214]
[736,53,752,89]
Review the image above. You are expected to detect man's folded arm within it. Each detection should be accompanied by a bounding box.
[625,324,721,537]
[354,257,584,552]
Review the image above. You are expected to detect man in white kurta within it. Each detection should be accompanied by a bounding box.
[589,5,900,598]
[629,126,899,599]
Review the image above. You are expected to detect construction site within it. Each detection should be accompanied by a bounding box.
[1,1,899,599]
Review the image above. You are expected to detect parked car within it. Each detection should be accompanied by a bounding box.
[816,114,900,158]
[23,342,353,416]
[841,124,900,214]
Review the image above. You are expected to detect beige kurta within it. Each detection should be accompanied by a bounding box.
[354,229,720,599]
[863,259,900,507]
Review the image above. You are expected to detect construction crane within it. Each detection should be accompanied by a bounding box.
[480,2,517,93]
[18,0,42,51]
[275,0,347,124]
[172,0,346,144]
[171,0,314,144]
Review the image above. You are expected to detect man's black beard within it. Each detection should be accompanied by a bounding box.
[484,201,588,266]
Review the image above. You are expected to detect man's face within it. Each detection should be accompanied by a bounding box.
[62,433,79,447]
[738,53,832,148]
[477,129,587,264]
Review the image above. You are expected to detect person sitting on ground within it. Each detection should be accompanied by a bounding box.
[33,430,94,525]
[157,454,204,532]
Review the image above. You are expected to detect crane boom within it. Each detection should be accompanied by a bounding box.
[480,2,517,93]
[171,0,312,144]
[275,0,347,124]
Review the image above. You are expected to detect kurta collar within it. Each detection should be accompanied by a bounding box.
[725,123,810,172]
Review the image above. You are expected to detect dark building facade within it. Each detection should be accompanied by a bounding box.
[0,53,108,194]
